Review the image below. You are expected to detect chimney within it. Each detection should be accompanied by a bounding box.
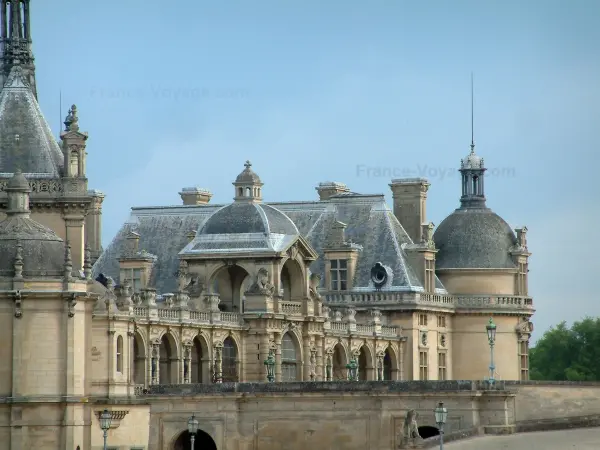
[389,178,430,243]
[316,182,350,201]
[179,187,212,205]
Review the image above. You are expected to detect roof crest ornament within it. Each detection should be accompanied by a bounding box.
[64,104,79,132]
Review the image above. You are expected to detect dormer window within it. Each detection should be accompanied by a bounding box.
[330,259,347,291]
[122,268,142,292]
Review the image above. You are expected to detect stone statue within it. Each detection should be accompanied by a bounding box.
[515,317,534,340]
[399,410,422,448]
[246,268,275,296]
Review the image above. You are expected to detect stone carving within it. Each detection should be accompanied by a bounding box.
[309,273,322,301]
[371,309,382,324]
[439,333,447,348]
[246,268,275,297]
[420,331,428,347]
[515,317,534,340]
[399,410,422,448]
[115,280,133,309]
[420,222,436,250]
[13,241,23,279]
[67,293,77,318]
[322,305,331,320]
[163,293,174,308]
[141,289,157,307]
[376,351,385,380]
[64,105,80,132]
[309,347,318,381]
[13,290,23,318]
[334,310,342,322]
[344,308,357,324]
[287,243,299,261]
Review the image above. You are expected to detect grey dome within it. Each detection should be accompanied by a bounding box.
[235,160,262,184]
[199,202,298,236]
[433,208,517,270]
[0,216,65,277]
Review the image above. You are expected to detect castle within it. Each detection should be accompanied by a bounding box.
[0,2,535,449]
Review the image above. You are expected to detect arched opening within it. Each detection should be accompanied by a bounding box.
[212,265,249,312]
[132,331,146,385]
[222,337,238,382]
[418,426,440,439]
[383,348,393,381]
[116,335,124,373]
[281,332,300,381]
[191,336,210,383]
[472,175,479,195]
[238,187,243,197]
[245,187,251,196]
[159,334,178,384]
[357,346,373,381]
[332,344,347,381]
[173,429,217,450]
[280,258,305,300]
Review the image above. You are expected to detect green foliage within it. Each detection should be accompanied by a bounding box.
[530,317,600,381]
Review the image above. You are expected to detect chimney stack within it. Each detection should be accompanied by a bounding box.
[316,182,350,201]
[389,178,430,243]
[179,187,212,205]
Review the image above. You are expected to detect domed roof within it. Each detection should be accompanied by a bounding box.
[433,208,517,270]
[460,144,484,170]
[235,160,262,184]
[199,202,298,236]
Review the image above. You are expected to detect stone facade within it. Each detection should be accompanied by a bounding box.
[0,3,560,450]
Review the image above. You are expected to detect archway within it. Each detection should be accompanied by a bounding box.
[211,265,249,312]
[222,337,239,382]
[173,429,217,450]
[357,345,373,381]
[332,343,347,381]
[281,332,301,381]
[132,331,146,385]
[280,258,305,300]
[418,426,440,439]
[383,348,393,381]
[191,335,210,383]
[159,333,178,384]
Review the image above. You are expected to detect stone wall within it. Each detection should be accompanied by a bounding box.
[144,381,513,450]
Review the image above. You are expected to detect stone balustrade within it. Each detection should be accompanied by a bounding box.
[323,291,534,311]
[129,305,243,326]
[324,320,401,338]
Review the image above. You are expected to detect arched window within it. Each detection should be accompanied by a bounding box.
[281,333,298,381]
[222,337,238,382]
[70,151,79,177]
[116,335,123,373]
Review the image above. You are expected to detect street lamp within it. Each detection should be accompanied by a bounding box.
[434,402,448,450]
[346,358,358,381]
[264,348,275,382]
[187,414,199,450]
[486,317,497,388]
[99,409,112,450]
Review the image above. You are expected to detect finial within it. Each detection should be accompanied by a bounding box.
[64,104,79,132]
[64,242,73,280]
[244,160,252,169]
[83,245,92,280]
[14,240,24,279]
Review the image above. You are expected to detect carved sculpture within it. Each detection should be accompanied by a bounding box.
[246,268,275,296]
[399,410,422,448]
[515,317,534,340]
[13,290,22,318]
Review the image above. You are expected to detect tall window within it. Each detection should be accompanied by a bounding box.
[519,341,529,380]
[419,351,428,380]
[330,259,347,291]
[116,335,123,373]
[425,259,435,292]
[418,314,428,327]
[222,337,238,382]
[122,268,142,292]
[517,262,527,295]
[438,352,447,380]
[437,316,446,328]
[281,333,298,381]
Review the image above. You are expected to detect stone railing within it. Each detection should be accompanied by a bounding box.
[323,292,533,311]
[279,301,302,315]
[129,306,242,326]
[324,321,402,339]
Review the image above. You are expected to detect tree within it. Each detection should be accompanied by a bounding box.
[530,317,600,381]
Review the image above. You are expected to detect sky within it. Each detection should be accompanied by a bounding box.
[31,0,599,341]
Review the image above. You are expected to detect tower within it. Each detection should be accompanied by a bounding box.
[233,160,263,202]
[0,0,36,98]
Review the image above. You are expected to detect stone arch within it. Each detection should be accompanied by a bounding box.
[159,332,179,384]
[172,428,217,450]
[384,344,400,380]
[332,342,348,381]
[356,342,374,381]
[191,333,211,383]
[208,264,251,312]
[281,331,302,381]
[116,334,124,374]
[222,336,239,382]
[280,257,306,300]
[132,330,146,385]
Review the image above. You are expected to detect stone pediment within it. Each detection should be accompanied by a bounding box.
[283,235,318,262]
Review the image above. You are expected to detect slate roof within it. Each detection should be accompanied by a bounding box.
[0,64,63,177]
[93,194,446,295]
[433,207,518,270]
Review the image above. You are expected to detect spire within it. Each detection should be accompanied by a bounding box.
[233,160,264,203]
[0,0,36,98]
[458,74,487,209]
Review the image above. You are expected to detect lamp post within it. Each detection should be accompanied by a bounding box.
[346,357,358,381]
[99,409,112,450]
[486,317,497,388]
[434,401,448,450]
[187,414,199,450]
[264,347,275,382]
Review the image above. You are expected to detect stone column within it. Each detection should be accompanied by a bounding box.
[315,336,323,381]
[325,351,333,381]
[302,336,311,381]
[183,345,192,384]
[273,333,282,382]
[85,192,104,263]
[127,331,134,391]
[150,343,159,385]
[376,352,384,381]
[213,344,223,383]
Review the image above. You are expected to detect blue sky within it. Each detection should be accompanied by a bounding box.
[32,0,599,339]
